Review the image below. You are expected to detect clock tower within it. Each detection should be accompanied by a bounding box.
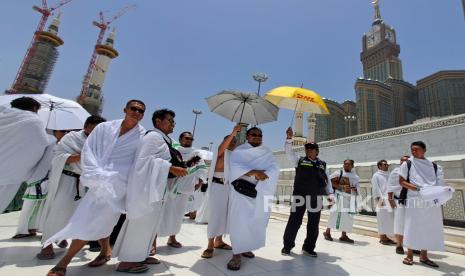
[361,0,403,82]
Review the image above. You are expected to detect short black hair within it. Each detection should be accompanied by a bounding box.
[179,131,193,141]
[246,127,262,135]
[305,142,319,150]
[344,159,354,166]
[10,97,41,111]
[411,141,426,150]
[152,108,175,127]
[125,99,145,109]
[377,159,387,168]
[84,115,106,128]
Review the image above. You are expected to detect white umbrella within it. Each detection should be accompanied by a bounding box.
[205,90,279,125]
[0,94,90,130]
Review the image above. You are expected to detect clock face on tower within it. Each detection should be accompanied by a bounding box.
[385,30,395,43]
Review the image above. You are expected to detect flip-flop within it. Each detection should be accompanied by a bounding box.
[201,249,214,258]
[241,252,255,258]
[214,243,232,250]
[12,233,35,239]
[116,263,149,273]
[167,241,182,248]
[36,252,56,260]
[46,266,66,276]
[403,257,413,265]
[420,259,439,268]
[227,258,241,271]
[88,255,111,267]
[141,257,160,265]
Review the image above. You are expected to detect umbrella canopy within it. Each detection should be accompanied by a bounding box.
[264,86,329,114]
[206,90,279,125]
[0,94,90,130]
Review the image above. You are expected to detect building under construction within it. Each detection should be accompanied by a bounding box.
[7,13,63,94]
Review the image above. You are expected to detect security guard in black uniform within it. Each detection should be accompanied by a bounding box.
[281,127,331,257]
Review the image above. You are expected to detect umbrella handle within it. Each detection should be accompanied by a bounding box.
[289,100,299,127]
[238,98,247,124]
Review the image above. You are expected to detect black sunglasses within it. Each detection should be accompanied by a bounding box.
[129,106,145,114]
[248,133,262,138]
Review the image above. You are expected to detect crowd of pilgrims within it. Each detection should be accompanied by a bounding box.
[0,97,451,275]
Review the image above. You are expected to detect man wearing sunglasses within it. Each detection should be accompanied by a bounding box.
[372,160,395,245]
[226,127,279,271]
[45,100,146,276]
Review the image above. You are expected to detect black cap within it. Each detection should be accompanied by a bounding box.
[304,142,319,150]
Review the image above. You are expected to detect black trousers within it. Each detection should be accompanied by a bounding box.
[283,194,321,251]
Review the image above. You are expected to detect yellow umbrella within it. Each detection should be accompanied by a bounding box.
[264,86,329,114]
[264,86,329,126]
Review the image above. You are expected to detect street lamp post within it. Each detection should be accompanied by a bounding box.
[192,109,202,137]
[344,114,357,137]
[253,73,268,96]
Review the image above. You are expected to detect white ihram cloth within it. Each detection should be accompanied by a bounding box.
[44,120,144,245]
[327,170,360,233]
[0,106,49,213]
[38,130,87,242]
[16,135,56,235]
[371,170,394,236]
[227,143,279,254]
[183,147,208,213]
[399,157,447,251]
[157,145,207,237]
[113,129,171,262]
[387,167,405,235]
[205,147,229,237]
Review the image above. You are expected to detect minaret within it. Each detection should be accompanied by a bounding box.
[292,112,307,146]
[373,0,382,24]
[80,28,119,115]
[9,13,64,94]
[307,113,316,142]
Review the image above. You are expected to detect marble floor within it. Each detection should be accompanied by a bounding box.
[0,211,464,275]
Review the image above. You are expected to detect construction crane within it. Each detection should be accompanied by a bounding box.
[78,4,136,104]
[9,0,73,93]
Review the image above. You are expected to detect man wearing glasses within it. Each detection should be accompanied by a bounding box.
[226,127,279,271]
[45,100,146,276]
[372,160,395,245]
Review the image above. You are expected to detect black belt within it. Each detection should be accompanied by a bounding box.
[212,177,224,184]
[35,174,49,199]
[62,170,82,201]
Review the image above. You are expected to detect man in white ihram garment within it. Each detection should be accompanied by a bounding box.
[155,131,205,249]
[0,97,49,213]
[44,100,146,276]
[36,115,106,260]
[323,159,360,244]
[13,133,56,239]
[387,155,410,255]
[371,159,396,245]
[112,109,189,273]
[399,141,447,268]
[226,127,279,271]
[200,125,241,259]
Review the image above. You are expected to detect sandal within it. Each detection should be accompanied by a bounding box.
[36,252,56,260]
[214,243,232,250]
[241,251,255,258]
[88,255,111,267]
[227,258,241,271]
[339,236,354,244]
[323,232,333,241]
[167,241,182,248]
[12,233,35,239]
[46,266,66,276]
[201,249,214,259]
[116,263,149,273]
[403,257,413,265]
[420,259,439,268]
[141,257,160,265]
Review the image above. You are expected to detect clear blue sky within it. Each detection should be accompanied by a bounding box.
[1,0,464,150]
